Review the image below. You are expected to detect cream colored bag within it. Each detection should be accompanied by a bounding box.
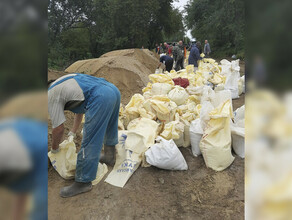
[168,86,189,106]
[199,100,235,171]
[48,136,108,185]
[105,118,159,188]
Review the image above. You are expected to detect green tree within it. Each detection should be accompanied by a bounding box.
[185,0,244,58]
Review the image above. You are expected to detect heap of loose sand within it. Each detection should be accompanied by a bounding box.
[65,49,159,104]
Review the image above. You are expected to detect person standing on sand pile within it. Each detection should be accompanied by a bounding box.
[48,73,120,198]
[158,53,174,72]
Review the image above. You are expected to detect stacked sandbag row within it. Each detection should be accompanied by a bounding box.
[104,58,245,187]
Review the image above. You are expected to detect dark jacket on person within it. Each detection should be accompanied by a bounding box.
[188,46,202,67]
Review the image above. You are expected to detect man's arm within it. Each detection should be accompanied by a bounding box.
[52,123,64,150]
[71,113,83,134]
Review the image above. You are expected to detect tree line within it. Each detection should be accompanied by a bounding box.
[185,0,245,59]
[48,0,245,69]
[48,0,185,69]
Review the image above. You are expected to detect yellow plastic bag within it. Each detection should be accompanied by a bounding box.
[143,95,177,123]
[186,65,194,74]
[48,136,108,185]
[142,82,152,93]
[125,94,145,121]
[149,74,174,85]
[160,114,184,140]
[105,119,159,188]
[199,100,235,171]
[209,73,226,85]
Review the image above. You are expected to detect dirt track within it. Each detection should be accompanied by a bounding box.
[48,95,244,220]
[48,55,245,220]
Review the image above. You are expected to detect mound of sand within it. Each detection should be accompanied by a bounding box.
[48,69,66,81]
[65,49,159,104]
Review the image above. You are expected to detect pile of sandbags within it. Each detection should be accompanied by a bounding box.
[115,59,245,176]
[81,57,245,187]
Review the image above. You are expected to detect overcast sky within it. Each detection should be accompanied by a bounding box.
[171,0,194,40]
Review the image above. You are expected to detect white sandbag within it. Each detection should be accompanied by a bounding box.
[200,100,235,171]
[234,105,245,124]
[189,118,203,156]
[214,83,225,92]
[168,86,189,106]
[241,75,245,93]
[210,90,232,109]
[200,86,215,103]
[199,101,214,130]
[231,125,245,158]
[224,67,240,99]
[145,136,188,170]
[231,105,245,158]
[151,83,173,96]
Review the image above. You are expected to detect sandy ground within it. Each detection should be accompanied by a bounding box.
[48,56,245,220]
[48,95,244,220]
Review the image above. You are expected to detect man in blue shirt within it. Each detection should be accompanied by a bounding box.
[188,44,202,67]
[158,54,174,72]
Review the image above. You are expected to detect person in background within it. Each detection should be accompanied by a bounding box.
[141,45,144,49]
[159,43,163,54]
[172,44,184,71]
[204,40,211,57]
[158,53,174,72]
[188,42,202,69]
[196,41,203,54]
[168,43,173,55]
[178,41,186,67]
[48,73,120,198]
[164,42,169,54]
[155,43,159,54]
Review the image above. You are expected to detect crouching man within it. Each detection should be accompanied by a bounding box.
[48,73,120,198]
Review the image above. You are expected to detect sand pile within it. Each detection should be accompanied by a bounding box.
[48,69,66,81]
[65,49,159,104]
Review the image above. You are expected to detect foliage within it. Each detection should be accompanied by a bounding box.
[185,0,245,58]
[48,0,185,69]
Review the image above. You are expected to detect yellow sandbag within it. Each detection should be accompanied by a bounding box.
[138,107,156,120]
[118,118,124,130]
[142,82,152,93]
[48,136,108,185]
[143,91,152,99]
[126,118,159,154]
[144,95,177,123]
[105,118,159,188]
[149,74,174,85]
[105,131,141,188]
[199,100,235,171]
[160,114,183,140]
[186,65,194,74]
[176,105,188,116]
[195,104,202,116]
[160,120,184,140]
[174,119,191,148]
[187,95,200,105]
[209,73,226,85]
[168,86,189,106]
[125,94,145,120]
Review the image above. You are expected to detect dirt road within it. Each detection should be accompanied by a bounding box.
[48,95,244,220]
